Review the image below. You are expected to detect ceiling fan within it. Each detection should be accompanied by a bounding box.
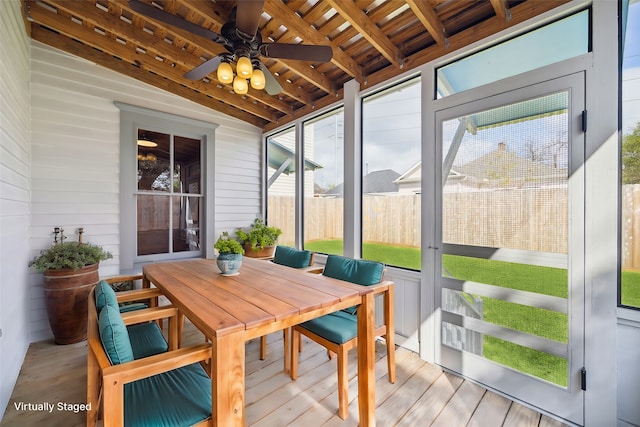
[128,0,333,95]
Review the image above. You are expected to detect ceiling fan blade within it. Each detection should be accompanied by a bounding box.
[235,0,265,40]
[128,0,226,44]
[260,63,283,96]
[259,44,333,62]
[184,56,222,81]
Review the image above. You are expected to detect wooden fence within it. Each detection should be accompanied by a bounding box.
[623,184,640,270]
[269,186,571,254]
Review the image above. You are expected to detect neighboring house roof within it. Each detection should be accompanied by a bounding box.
[268,139,322,174]
[325,169,400,196]
[395,143,567,190]
[456,143,566,187]
[394,162,421,185]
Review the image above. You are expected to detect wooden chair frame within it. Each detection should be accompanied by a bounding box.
[87,279,212,427]
[290,279,395,420]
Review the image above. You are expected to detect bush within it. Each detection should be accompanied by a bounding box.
[29,242,113,271]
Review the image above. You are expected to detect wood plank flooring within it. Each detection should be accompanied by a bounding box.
[1,320,570,427]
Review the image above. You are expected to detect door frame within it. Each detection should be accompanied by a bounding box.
[423,67,587,424]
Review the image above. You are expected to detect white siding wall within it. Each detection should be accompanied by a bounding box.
[29,41,262,341]
[0,0,31,418]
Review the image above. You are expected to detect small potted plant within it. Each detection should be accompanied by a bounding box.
[235,218,282,258]
[214,232,244,276]
[29,238,113,344]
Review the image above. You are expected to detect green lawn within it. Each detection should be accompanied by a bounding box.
[621,270,640,307]
[305,239,569,385]
[305,239,640,386]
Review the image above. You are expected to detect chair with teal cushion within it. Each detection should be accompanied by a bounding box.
[95,279,149,314]
[261,246,315,366]
[272,245,314,269]
[96,279,168,357]
[88,286,212,427]
[291,254,396,420]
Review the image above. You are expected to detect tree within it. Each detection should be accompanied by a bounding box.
[623,121,640,184]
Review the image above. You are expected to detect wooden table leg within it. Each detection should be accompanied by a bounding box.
[358,292,376,426]
[212,332,245,426]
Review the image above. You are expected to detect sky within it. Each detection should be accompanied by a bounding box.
[623,0,640,134]
[284,5,635,189]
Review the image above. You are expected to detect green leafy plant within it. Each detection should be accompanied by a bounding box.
[235,218,282,250]
[214,232,245,255]
[29,242,113,271]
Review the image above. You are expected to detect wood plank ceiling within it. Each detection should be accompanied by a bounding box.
[23,0,569,131]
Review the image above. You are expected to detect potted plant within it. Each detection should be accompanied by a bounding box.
[235,218,282,258]
[29,240,112,345]
[214,232,244,276]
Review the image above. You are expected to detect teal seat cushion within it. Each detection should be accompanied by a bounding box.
[301,310,357,344]
[124,363,212,427]
[98,305,134,365]
[127,322,168,359]
[273,246,312,268]
[95,280,119,313]
[322,255,383,286]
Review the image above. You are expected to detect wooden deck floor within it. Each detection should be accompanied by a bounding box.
[2,320,569,427]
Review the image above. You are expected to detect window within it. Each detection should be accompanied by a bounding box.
[361,78,421,269]
[436,9,590,97]
[136,130,201,256]
[621,0,640,309]
[267,128,296,246]
[117,103,217,272]
[303,108,344,255]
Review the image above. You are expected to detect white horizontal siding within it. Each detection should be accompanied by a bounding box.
[0,0,31,419]
[29,41,262,341]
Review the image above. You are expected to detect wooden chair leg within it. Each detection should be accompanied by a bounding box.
[386,330,396,383]
[337,346,349,420]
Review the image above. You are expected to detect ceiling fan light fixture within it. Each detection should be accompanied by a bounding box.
[250,67,266,90]
[236,56,253,79]
[217,61,234,84]
[233,75,249,95]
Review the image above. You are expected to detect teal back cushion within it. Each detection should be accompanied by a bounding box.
[273,246,312,268]
[99,305,134,365]
[95,280,118,314]
[323,255,383,286]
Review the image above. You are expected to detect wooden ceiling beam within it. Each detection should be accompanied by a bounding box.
[175,0,313,106]
[263,0,364,84]
[30,25,266,127]
[405,0,448,47]
[489,0,511,21]
[325,0,402,68]
[27,1,278,122]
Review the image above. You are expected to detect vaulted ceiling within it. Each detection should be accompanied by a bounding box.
[22,0,569,131]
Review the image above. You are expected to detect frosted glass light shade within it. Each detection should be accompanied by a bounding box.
[236,56,253,79]
[233,76,249,94]
[250,68,266,90]
[217,62,234,84]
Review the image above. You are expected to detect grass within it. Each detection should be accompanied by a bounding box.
[621,270,640,307]
[305,239,640,386]
[305,239,569,385]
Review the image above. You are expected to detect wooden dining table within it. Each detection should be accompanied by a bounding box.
[142,256,377,426]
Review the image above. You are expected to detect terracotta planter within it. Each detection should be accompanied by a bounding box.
[43,263,99,344]
[243,244,276,258]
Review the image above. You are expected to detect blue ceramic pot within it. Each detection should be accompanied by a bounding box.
[216,253,243,276]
